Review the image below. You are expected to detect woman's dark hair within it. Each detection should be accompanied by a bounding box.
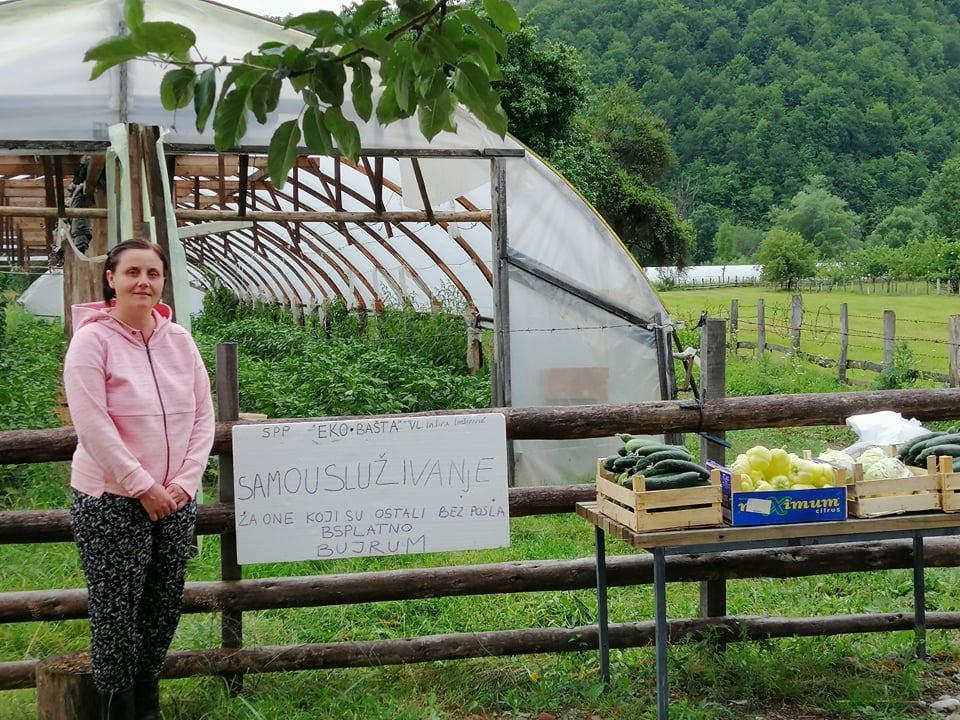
[102,239,170,304]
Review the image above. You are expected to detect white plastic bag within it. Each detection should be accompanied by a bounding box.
[841,411,929,458]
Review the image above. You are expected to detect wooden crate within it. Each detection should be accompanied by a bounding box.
[938,456,960,512]
[595,459,722,533]
[847,454,942,518]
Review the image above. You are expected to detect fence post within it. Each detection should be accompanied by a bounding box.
[838,303,849,384]
[698,318,727,647]
[883,310,896,373]
[756,298,765,358]
[791,294,803,355]
[729,299,738,350]
[655,312,683,446]
[216,343,244,695]
[950,315,960,388]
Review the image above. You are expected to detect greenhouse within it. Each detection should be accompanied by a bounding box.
[0,0,675,486]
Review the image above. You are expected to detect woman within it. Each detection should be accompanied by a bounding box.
[64,239,215,719]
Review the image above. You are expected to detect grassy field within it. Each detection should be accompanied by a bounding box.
[2,302,960,719]
[662,286,960,384]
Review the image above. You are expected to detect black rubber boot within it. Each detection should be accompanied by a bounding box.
[133,677,160,720]
[99,686,135,720]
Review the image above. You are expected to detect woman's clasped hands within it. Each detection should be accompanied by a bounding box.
[139,482,190,521]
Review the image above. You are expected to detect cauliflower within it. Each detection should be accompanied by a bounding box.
[818,449,856,476]
[863,457,911,481]
[857,447,889,472]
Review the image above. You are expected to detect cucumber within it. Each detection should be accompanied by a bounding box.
[617,446,628,457]
[646,459,709,478]
[617,433,634,443]
[916,444,960,462]
[603,455,620,472]
[632,443,687,457]
[643,472,710,490]
[625,437,659,453]
[612,456,639,472]
[954,457,960,472]
[907,433,960,462]
[898,432,945,460]
[634,450,693,471]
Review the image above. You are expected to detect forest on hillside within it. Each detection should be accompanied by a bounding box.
[499,0,960,277]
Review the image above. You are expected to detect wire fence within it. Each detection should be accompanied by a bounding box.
[672,295,960,386]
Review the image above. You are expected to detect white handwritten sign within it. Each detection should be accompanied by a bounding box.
[231,413,510,564]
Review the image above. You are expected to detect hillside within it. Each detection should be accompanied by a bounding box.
[515,0,960,231]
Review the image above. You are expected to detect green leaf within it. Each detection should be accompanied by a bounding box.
[302,106,334,155]
[268,119,301,189]
[312,55,346,105]
[159,67,196,110]
[417,69,448,101]
[418,89,458,140]
[453,61,507,136]
[194,67,216,132]
[355,28,392,57]
[214,87,250,150]
[350,61,373,122]
[132,21,196,55]
[302,88,320,108]
[394,60,414,114]
[482,0,520,33]
[287,10,341,45]
[250,75,282,124]
[376,84,402,124]
[324,107,362,160]
[457,9,507,56]
[124,0,144,30]
[350,0,388,34]
[84,36,142,79]
[460,36,501,80]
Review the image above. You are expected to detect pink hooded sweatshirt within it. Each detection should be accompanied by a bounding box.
[63,301,215,500]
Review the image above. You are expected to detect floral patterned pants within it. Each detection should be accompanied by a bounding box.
[70,490,196,692]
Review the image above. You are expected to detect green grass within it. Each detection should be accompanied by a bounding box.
[661,286,960,384]
[2,301,960,719]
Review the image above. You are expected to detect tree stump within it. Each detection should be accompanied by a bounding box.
[36,651,99,720]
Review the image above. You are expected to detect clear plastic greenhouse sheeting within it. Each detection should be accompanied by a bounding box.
[507,268,664,487]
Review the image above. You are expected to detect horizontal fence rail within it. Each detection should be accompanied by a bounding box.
[1,538,958,624]
[0,486,595,544]
[3,388,960,464]
[4,611,960,691]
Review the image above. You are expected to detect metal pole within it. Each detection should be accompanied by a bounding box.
[654,547,669,720]
[913,534,926,660]
[594,526,610,686]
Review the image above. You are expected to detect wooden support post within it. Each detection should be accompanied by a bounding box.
[491,157,514,485]
[698,318,727,645]
[729,299,738,350]
[464,305,482,376]
[949,315,960,388]
[790,294,803,354]
[883,310,896,373]
[839,303,849,384]
[140,126,176,316]
[655,312,683,446]
[756,298,765,358]
[216,343,243,695]
[35,652,99,719]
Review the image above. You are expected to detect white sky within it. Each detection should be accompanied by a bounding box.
[217,0,349,17]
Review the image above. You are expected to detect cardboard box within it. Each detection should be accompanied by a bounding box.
[708,461,847,526]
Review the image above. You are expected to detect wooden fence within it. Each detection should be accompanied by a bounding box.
[728,296,960,386]
[3,344,960,693]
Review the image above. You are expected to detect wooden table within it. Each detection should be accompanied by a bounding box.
[576,501,960,720]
